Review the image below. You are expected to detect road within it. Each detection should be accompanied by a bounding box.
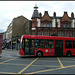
[0,49,75,74]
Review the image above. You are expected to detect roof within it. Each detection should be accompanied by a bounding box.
[31,10,40,19]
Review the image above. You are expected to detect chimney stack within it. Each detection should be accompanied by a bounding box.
[53,12,56,18]
[39,12,42,18]
[71,12,74,19]
[44,11,48,15]
[64,12,67,14]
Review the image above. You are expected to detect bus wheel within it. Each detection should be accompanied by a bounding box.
[37,51,43,57]
[66,51,71,57]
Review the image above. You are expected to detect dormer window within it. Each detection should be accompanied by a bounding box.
[50,23,52,27]
[69,24,71,28]
[44,23,46,27]
[61,22,71,28]
[41,23,43,27]
[63,23,65,28]
[66,23,68,28]
[47,23,49,27]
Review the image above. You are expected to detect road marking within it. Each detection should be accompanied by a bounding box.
[62,61,75,62]
[26,67,63,74]
[60,57,75,60]
[18,58,38,74]
[1,63,60,67]
[57,57,64,68]
[65,65,75,68]
[37,60,58,62]
[15,59,58,62]
[26,64,75,74]
[0,63,27,66]
[0,57,18,64]
[0,72,16,74]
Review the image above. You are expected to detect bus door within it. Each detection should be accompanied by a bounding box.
[55,40,63,56]
[23,38,35,55]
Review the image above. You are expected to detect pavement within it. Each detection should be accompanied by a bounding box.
[1,49,19,58]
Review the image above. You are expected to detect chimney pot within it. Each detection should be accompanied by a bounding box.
[54,12,56,18]
[71,12,74,19]
[45,11,48,14]
[64,12,67,14]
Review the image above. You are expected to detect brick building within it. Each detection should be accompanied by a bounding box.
[31,4,75,37]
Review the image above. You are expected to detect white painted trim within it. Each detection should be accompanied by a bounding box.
[37,18,40,27]
[52,19,55,27]
[57,19,60,27]
[32,28,36,30]
[72,19,75,28]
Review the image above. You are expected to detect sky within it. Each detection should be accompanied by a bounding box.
[0,1,75,33]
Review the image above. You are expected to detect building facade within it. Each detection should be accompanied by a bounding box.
[6,23,12,49]
[4,15,31,50]
[12,15,31,50]
[31,4,75,37]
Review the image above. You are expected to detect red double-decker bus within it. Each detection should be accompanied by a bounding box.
[0,34,2,56]
[19,35,75,57]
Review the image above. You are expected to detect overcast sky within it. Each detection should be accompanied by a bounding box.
[0,1,75,33]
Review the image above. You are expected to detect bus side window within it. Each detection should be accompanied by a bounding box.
[36,39,44,48]
[73,41,75,48]
[65,40,72,48]
[45,40,54,48]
